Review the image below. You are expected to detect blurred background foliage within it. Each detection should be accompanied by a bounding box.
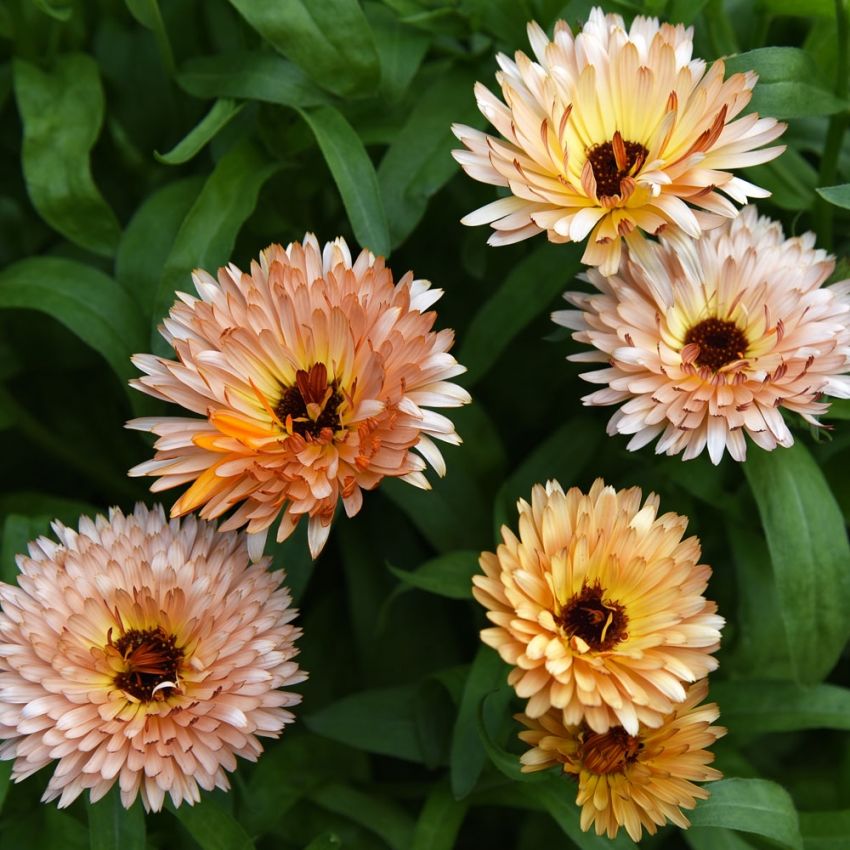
[2,0,850,848]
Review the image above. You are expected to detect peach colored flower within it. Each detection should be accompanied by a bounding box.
[452,8,785,274]
[0,505,304,811]
[518,679,725,841]
[128,235,470,559]
[554,205,850,463]
[473,479,722,734]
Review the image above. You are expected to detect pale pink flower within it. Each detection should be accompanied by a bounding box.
[554,206,850,463]
[453,8,785,274]
[128,235,470,559]
[0,505,304,811]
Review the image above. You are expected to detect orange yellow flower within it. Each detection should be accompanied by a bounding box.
[554,206,850,463]
[0,505,304,811]
[473,479,722,734]
[128,235,470,559]
[518,679,725,841]
[452,8,785,274]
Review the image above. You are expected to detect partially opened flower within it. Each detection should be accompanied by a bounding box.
[0,505,304,811]
[473,479,722,734]
[452,8,785,274]
[518,679,725,841]
[128,235,469,559]
[554,206,850,463]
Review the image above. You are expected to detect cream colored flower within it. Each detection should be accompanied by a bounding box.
[473,479,722,734]
[128,235,470,559]
[518,679,725,841]
[453,8,785,274]
[0,505,304,811]
[554,205,850,463]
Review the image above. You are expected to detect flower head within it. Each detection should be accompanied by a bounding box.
[554,206,850,463]
[128,235,470,559]
[452,8,785,274]
[518,679,725,841]
[473,479,723,734]
[0,505,304,811]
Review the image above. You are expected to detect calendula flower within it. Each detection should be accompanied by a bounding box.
[554,206,850,463]
[0,505,304,811]
[473,479,722,734]
[518,679,725,841]
[128,235,470,559]
[452,8,785,274]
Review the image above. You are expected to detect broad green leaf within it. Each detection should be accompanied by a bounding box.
[152,140,279,350]
[816,184,850,209]
[758,0,834,15]
[177,52,328,107]
[686,827,760,850]
[799,810,850,850]
[742,147,817,211]
[226,0,379,96]
[711,680,850,733]
[378,68,482,247]
[388,551,479,600]
[309,784,414,850]
[411,781,468,850]
[459,0,533,44]
[31,0,72,21]
[170,799,255,850]
[155,99,244,165]
[689,778,802,850]
[116,177,204,318]
[125,0,175,73]
[460,242,583,385]
[744,442,850,683]
[0,257,146,396]
[450,647,511,799]
[88,787,146,850]
[366,3,430,102]
[304,835,342,850]
[305,685,423,763]
[13,54,121,256]
[298,106,390,257]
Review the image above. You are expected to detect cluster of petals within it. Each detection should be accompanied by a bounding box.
[518,679,725,840]
[554,206,850,463]
[0,505,304,811]
[128,234,469,559]
[452,7,785,274]
[473,479,723,735]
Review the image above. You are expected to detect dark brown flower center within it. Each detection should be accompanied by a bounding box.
[557,581,628,652]
[579,726,642,775]
[587,132,648,199]
[111,626,183,702]
[684,317,749,371]
[275,362,343,440]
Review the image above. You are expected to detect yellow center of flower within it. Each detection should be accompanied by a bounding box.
[579,727,642,775]
[557,581,628,651]
[587,132,648,199]
[110,626,184,702]
[275,362,343,440]
[683,317,749,371]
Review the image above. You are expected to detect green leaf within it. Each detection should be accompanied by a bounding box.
[685,827,761,850]
[711,680,850,733]
[411,780,468,850]
[304,835,342,850]
[0,761,10,815]
[88,787,146,850]
[152,140,279,350]
[459,242,583,385]
[31,0,72,21]
[366,3,430,102]
[744,442,850,683]
[125,0,175,73]
[177,52,328,107]
[155,99,244,165]
[388,551,479,600]
[13,54,121,256]
[742,147,817,211]
[689,778,802,850]
[170,798,255,850]
[116,177,204,319]
[298,106,391,257]
[0,257,147,396]
[378,68,481,247]
[226,0,380,96]
[758,0,835,15]
[799,810,850,850]
[816,184,850,209]
[450,647,511,799]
